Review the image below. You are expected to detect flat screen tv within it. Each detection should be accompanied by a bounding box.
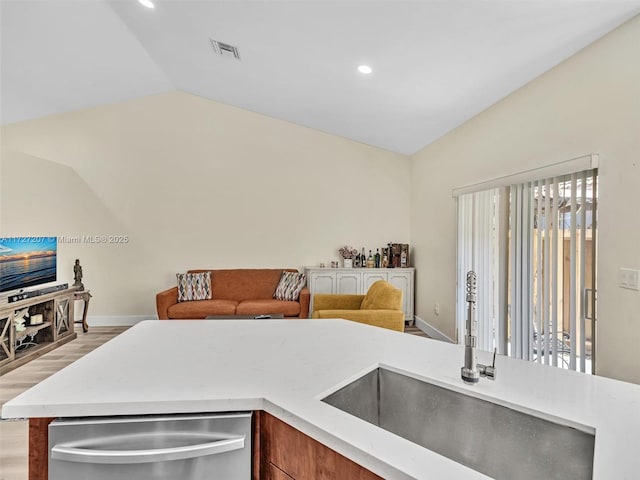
[0,237,57,294]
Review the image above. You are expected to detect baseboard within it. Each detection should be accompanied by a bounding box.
[414,316,455,343]
[84,315,157,327]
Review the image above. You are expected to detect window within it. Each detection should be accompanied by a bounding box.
[455,155,598,373]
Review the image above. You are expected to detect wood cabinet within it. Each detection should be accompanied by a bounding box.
[29,418,54,480]
[258,411,382,480]
[305,267,415,321]
[0,288,77,375]
[268,463,295,480]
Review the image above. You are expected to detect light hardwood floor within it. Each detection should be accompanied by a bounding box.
[405,324,428,337]
[0,323,427,480]
[0,326,128,480]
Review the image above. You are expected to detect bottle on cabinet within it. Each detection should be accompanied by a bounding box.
[360,248,366,268]
[382,249,389,268]
[400,249,408,268]
[367,250,374,268]
[387,243,394,268]
[374,248,381,268]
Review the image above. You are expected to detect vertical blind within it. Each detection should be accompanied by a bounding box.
[508,182,533,360]
[456,189,500,352]
[516,169,597,372]
[455,158,597,373]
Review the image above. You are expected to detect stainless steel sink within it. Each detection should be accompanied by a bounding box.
[322,367,594,480]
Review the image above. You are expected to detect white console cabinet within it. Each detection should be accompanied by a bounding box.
[305,267,415,321]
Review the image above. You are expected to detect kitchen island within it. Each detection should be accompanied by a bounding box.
[3,319,640,479]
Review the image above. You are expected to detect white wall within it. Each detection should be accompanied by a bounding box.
[410,15,640,383]
[1,92,410,317]
[0,150,133,303]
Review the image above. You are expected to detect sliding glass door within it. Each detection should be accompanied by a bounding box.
[527,172,597,372]
[456,167,597,373]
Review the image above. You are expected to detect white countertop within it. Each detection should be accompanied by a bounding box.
[3,319,640,479]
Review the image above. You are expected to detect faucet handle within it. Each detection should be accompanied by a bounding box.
[485,349,497,380]
[479,349,497,380]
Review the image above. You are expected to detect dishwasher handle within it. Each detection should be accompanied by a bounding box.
[51,434,245,465]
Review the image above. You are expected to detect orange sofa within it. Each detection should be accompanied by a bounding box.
[156,269,309,320]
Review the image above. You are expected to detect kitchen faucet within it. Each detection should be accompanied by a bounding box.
[461,271,497,384]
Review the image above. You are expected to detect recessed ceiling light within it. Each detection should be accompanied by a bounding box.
[138,0,155,9]
[357,65,373,75]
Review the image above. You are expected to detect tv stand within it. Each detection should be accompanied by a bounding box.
[0,287,77,375]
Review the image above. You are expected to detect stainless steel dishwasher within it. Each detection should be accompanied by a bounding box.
[48,412,252,480]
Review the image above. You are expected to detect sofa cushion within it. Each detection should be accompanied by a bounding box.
[236,299,301,317]
[189,269,286,301]
[361,280,402,310]
[273,271,306,301]
[167,299,238,319]
[176,272,212,302]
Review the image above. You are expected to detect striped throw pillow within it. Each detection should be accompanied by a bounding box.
[273,271,306,301]
[176,272,212,302]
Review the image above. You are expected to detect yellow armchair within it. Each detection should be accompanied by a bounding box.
[311,280,405,332]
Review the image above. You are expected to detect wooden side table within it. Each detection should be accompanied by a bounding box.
[74,290,92,333]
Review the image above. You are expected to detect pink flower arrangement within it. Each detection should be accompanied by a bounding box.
[339,245,358,259]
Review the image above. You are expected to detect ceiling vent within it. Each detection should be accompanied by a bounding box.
[210,39,240,60]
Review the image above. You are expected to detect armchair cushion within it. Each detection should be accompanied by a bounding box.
[312,294,364,311]
[313,309,405,332]
[361,280,402,310]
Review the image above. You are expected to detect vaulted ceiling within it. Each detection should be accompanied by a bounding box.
[2,1,639,154]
